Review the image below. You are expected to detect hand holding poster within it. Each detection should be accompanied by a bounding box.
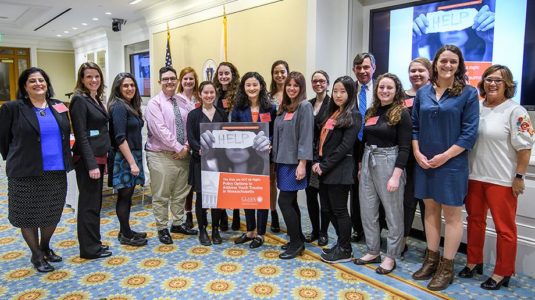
[200,122,270,209]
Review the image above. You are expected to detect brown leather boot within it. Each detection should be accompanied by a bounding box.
[412,249,440,280]
[427,257,454,291]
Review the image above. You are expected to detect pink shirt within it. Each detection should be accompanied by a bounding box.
[145,91,193,153]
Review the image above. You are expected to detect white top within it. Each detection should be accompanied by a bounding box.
[358,79,374,109]
[469,99,535,186]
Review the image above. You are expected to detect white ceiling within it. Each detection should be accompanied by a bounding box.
[0,0,161,39]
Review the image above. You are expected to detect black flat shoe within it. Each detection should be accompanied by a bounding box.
[458,263,483,278]
[80,249,112,259]
[281,242,289,250]
[305,232,319,243]
[279,244,304,259]
[376,261,397,275]
[31,257,54,272]
[170,224,198,235]
[317,233,328,246]
[481,276,511,290]
[100,245,110,251]
[250,236,264,249]
[354,255,381,265]
[158,229,173,244]
[234,233,253,244]
[118,233,148,246]
[42,248,62,262]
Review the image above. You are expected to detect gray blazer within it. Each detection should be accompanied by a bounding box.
[272,101,313,164]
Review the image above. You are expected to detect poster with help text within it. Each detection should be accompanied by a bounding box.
[200,122,270,209]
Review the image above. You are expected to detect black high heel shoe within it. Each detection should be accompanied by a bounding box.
[31,257,54,272]
[481,275,511,290]
[458,263,483,278]
[279,244,304,259]
[42,248,62,262]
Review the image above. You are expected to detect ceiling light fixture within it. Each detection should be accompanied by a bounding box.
[105,12,112,15]
[72,27,78,30]
[92,17,99,21]
[56,34,62,37]
[81,23,88,26]
[64,30,69,33]
[129,0,143,4]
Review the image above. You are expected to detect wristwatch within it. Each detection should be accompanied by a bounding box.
[515,173,525,180]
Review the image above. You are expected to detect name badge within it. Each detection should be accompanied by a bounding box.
[222,99,229,108]
[260,113,271,122]
[325,118,335,130]
[284,112,294,121]
[365,116,379,126]
[52,103,69,113]
[404,98,414,108]
[89,130,100,137]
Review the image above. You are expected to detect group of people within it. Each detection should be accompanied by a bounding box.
[0,44,533,293]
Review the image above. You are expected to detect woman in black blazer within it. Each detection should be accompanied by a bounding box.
[312,76,360,264]
[0,67,73,272]
[69,62,112,259]
[306,70,331,246]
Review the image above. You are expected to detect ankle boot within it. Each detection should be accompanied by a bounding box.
[271,210,280,233]
[412,249,440,280]
[427,257,454,291]
[185,212,194,229]
[198,226,211,246]
[212,226,222,245]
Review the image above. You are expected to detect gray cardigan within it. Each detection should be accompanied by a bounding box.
[272,101,314,164]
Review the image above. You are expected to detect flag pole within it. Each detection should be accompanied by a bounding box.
[223,6,228,61]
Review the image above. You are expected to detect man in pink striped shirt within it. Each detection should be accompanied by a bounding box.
[145,66,198,244]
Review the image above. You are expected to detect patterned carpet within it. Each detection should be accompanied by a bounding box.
[1,167,534,299]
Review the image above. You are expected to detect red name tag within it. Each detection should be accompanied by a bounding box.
[260,113,271,122]
[365,116,379,126]
[195,102,201,109]
[284,112,294,121]
[325,118,335,130]
[52,103,69,113]
[222,99,229,108]
[404,98,414,108]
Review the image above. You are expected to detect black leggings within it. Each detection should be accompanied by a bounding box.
[278,191,304,248]
[319,183,352,250]
[116,186,135,237]
[195,192,222,228]
[305,186,330,235]
[245,209,268,235]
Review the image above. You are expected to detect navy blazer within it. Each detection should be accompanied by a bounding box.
[69,93,111,170]
[317,109,361,185]
[0,98,73,177]
[230,104,277,141]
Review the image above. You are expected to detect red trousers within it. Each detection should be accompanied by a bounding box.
[465,180,518,276]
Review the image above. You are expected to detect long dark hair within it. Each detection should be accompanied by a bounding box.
[74,62,105,100]
[431,44,467,97]
[269,60,289,95]
[107,72,143,118]
[235,72,271,110]
[278,71,306,114]
[17,67,55,100]
[213,62,240,109]
[365,73,406,126]
[321,76,356,129]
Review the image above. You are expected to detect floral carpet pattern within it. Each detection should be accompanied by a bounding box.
[0,167,534,299]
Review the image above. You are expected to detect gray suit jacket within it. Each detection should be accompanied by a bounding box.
[272,101,313,164]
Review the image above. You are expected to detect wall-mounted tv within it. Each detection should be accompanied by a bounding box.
[129,51,150,97]
[370,0,534,110]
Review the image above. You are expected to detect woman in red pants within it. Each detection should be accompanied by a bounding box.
[462,64,534,290]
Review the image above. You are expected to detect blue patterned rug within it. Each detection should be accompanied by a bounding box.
[0,168,534,299]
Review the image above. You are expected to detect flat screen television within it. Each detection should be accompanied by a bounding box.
[370,0,534,110]
[129,51,150,97]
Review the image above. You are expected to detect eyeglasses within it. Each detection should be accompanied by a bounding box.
[484,78,504,85]
[312,79,327,84]
[161,77,177,83]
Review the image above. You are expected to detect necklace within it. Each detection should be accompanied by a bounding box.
[34,103,48,116]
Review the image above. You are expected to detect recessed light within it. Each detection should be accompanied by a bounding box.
[72,27,78,30]
[81,23,88,26]
[105,12,112,15]
[129,0,143,4]
[92,17,99,21]
[56,34,62,37]
[64,30,69,33]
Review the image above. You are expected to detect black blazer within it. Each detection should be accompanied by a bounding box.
[186,106,228,161]
[309,95,330,158]
[0,98,73,177]
[69,93,111,170]
[317,109,361,185]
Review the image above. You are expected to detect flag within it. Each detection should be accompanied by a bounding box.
[165,24,172,67]
[220,7,228,61]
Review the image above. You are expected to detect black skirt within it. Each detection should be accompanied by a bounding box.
[8,171,67,228]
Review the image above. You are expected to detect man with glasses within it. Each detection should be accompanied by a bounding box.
[145,66,198,245]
